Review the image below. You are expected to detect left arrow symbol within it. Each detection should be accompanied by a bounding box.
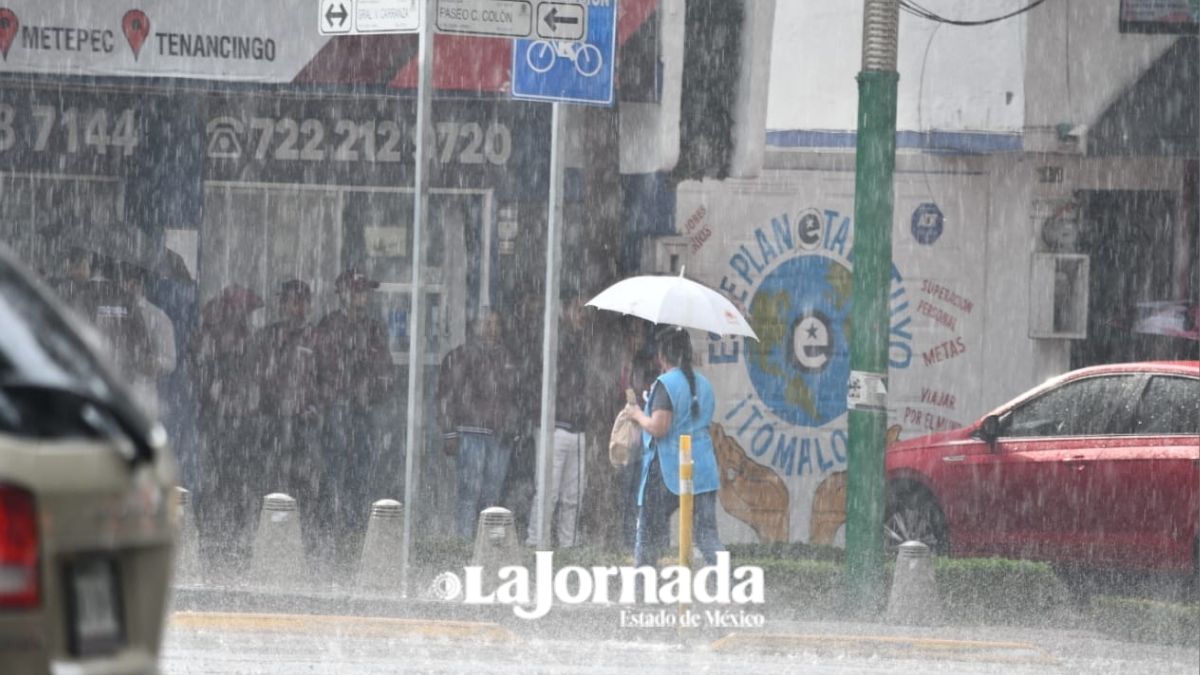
[543,7,579,32]
[326,2,349,27]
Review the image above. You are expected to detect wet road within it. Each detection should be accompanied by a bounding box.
[161,613,1199,674]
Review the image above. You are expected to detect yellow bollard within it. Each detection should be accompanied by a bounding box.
[678,435,693,569]
[678,435,694,628]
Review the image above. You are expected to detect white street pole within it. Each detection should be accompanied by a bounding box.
[401,0,436,596]
[534,101,568,548]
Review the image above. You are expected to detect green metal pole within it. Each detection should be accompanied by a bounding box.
[846,0,899,614]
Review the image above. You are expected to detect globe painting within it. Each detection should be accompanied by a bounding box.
[746,254,853,427]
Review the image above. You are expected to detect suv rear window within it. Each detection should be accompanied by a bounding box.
[0,257,138,439]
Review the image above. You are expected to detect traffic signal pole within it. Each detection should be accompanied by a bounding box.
[845,0,899,613]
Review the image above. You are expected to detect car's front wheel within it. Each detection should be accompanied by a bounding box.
[884,486,949,557]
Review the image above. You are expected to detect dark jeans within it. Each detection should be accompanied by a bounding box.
[617,452,643,552]
[455,432,512,540]
[196,413,261,581]
[318,403,375,575]
[634,455,723,567]
[499,431,536,543]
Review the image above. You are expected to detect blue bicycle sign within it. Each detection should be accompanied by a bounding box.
[512,0,616,106]
[524,40,603,77]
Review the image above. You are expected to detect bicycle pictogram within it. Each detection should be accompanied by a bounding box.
[524,40,603,77]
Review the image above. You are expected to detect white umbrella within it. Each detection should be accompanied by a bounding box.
[586,270,758,340]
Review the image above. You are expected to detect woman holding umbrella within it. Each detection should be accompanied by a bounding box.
[624,326,723,567]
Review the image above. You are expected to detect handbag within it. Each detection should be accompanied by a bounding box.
[608,388,642,467]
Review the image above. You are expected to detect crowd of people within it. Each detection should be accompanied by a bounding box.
[53,253,394,580]
[191,269,395,578]
[52,249,727,580]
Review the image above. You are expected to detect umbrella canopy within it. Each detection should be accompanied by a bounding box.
[586,272,758,340]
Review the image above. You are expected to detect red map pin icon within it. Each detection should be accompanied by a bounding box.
[122,9,150,60]
[0,9,19,61]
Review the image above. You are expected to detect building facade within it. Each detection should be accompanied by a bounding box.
[659,0,1198,545]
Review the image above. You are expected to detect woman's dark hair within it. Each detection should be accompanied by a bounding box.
[657,328,699,418]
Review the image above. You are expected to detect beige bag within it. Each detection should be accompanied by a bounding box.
[608,389,642,467]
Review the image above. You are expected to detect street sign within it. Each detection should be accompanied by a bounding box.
[318,0,421,36]
[536,2,585,40]
[320,0,352,34]
[433,0,586,39]
[512,0,615,105]
[357,0,421,33]
[434,0,533,37]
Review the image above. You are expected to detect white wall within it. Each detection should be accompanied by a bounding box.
[767,0,1027,133]
[1023,0,1178,150]
[676,1,1193,546]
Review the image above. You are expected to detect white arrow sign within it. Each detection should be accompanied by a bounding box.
[319,0,421,35]
[320,0,353,34]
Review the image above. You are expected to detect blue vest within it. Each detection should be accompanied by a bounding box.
[638,367,719,504]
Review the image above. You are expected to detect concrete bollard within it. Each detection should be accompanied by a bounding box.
[470,507,522,596]
[174,487,201,586]
[887,540,942,625]
[247,493,309,590]
[355,499,405,595]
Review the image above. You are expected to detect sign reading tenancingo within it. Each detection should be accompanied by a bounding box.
[0,1,328,82]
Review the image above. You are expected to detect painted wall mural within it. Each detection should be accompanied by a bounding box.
[679,176,988,545]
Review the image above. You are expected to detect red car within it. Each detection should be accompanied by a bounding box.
[885,361,1199,573]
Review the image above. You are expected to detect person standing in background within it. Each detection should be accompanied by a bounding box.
[188,285,264,579]
[86,257,152,378]
[499,288,543,542]
[313,269,394,575]
[436,308,518,540]
[253,279,320,538]
[526,294,590,548]
[120,261,176,419]
[49,246,94,315]
[614,316,654,553]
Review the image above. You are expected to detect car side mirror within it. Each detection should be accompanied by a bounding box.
[979,414,1001,445]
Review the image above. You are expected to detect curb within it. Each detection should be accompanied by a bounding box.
[170,611,518,643]
[170,585,685,641]
[709,632,1054,664]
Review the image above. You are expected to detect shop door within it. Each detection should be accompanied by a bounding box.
[1075,190,1199,367]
